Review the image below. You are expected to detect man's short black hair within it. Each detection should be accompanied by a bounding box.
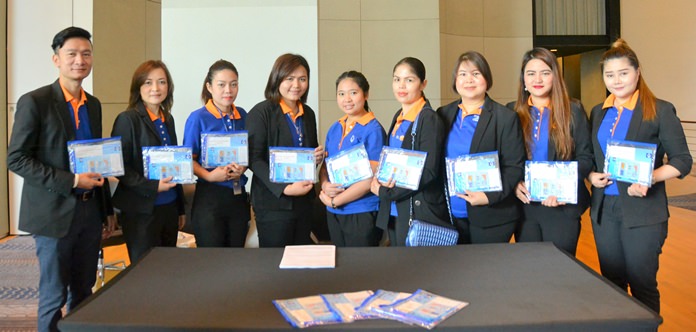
[51,27,92,53]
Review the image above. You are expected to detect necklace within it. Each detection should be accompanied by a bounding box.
[215,105,235,132]
[287,113,304,146]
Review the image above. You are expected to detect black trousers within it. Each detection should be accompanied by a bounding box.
[326,211,381,247]
[121,201,179,263]
[453,216,517,244]
[592,195,668,313]
[191,181,251,247]
[518,203,581,256]
[254,203,313,248]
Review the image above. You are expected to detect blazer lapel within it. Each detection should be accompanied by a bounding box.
[470,97,493,153]
[625,100,643,141]
[86,96,101,139]
[51,81,75,141]
[137,103,163,145]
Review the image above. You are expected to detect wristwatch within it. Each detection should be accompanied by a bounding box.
[331,197,337,209]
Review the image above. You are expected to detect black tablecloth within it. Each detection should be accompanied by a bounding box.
[60,243,660,331]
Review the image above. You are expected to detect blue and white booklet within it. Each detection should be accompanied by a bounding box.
[67,137,125,177]
[525,161,578,204]
[321,290,374,323]
[354,289,412,320]
[445,151,502,194]
[325,144,373,187]
[604,139,657,187]
[269,147,316,183]
[375,289,468,330]
[376,147,427,190]
[273,295,343,328]
[142,146,195,184]
[200,131,248,168]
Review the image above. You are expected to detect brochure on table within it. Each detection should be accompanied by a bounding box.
[200,131,248,168]
[269,147,316,183]
[325,144,373,187]
[525,161,578,204]
[445,151,502,194]
[67,137,125,177]
[375,146,427,190]
[142,146,195,184]
[604,139,657,187]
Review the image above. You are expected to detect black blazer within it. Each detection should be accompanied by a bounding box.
[505,100,592,218]
[247,99,319,210]
[438,95,525,227]
[7,80,113,238]
[376,102,449,231]
[110,103,185,215]
[590,97,692,227]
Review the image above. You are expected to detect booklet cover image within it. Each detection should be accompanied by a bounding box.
[446,151,502,194]
[269,147,316,183]
[604,139,657,187]
[142,146,195,184]
[201,131,248,168]
[68,137,125,177]
[325,144,373,187]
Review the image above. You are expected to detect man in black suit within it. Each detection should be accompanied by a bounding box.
[7,27,115,332]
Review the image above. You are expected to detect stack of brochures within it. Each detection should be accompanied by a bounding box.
[269,147,316,183]
[67,137,125,177]
[375,146,428,190]
[325,144,373,187]
[445,151,502,194]
[142,146,196,184]
[273,289,468,329]
[200,131,248,168]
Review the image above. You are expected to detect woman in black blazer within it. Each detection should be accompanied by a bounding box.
[369,57,448,246]
[247,54,324,247]
[508,48,592,256]
[111,60,186,263]
[437,51,525,244]
[588,39,692,313]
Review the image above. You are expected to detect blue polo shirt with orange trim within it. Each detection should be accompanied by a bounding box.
[325,112,386,215]
[597,91,639,196]
[446,102,482,218]
[529,97,551,162]
[146,106,178,205]
[183,100,248,189]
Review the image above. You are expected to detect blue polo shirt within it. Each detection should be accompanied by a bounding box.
[388,98,426,217]
[325,112,385,215]
[183,100,248,189]
[530,104,550,162]
[597,92,639,196]
[146,107,178,205]
[446,103,482,218]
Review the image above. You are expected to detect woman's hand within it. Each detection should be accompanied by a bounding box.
[283,180,314,196]
[158,176,176,193]
[459,191,489,206]
[515,182,531,204]
[321,181,345,198]
[541,196,565,207]
[227,163,247,180]
[627,183,648,198]
[314,145,325,165]
[589,172,613,188]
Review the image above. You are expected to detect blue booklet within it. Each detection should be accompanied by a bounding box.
[375,289,468,329]
[375,147,427,190]
[142,146,195,184]
[273,295,343,328]
[445,151,502,194]
[200,131,248,168]
[604,139,657,187]
[269,147,316,183]
[325,144,373,187]
[525,161,578,204]
[67,137,125,177]
[354,289,411,320]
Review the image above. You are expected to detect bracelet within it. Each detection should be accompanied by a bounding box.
[331,197,337,209]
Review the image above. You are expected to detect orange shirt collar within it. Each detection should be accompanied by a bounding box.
[205,99,241,120]
[458,99,484,117]
[402,97,426,122]
[602,90,640,111]
[145,104,165,122]
[280,99,304,122]
[59,81,87,108]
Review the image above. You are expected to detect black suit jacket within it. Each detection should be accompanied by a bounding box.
[376,102,449,231]
[7,80,112,238]
[438,95,525,227]
[590,97,692,227]
[505,100,593,218]
[247,99,319,210]
[110,103,185,215]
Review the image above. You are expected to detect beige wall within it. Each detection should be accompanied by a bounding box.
[318,0,441,140]
[93,0,162,137]
[439,0,533,107]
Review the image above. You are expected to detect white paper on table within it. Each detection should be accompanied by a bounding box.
[279,245,336,269]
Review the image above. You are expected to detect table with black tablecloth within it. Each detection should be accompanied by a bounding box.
[60,243,660,331]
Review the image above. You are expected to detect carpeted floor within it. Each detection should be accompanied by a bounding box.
[668,193,696,212]
[0,235,38,331]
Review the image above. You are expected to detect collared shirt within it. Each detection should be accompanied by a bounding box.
[528,97,551,162]
[280,99,305,147]
[146,105,177,205]
[325,112,385,215]
[60,81,92,139]
[389,97,426,217]
[597,90,640,195]
[182,102,249,189]
[446,102,483,218]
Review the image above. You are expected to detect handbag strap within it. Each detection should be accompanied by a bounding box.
[408,112,421,225]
